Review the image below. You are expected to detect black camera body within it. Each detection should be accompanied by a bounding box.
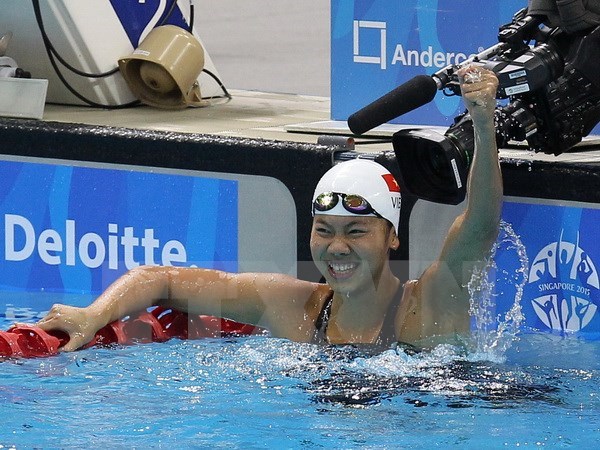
[393,8,600,204]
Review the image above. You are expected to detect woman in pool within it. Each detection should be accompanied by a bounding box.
[38,66,501,351]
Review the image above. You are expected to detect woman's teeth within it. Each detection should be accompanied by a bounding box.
[329,262,356,273]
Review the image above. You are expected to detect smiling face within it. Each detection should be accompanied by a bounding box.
[310,215,399,295]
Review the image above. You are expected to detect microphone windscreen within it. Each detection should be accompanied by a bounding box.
[347,75,438,135]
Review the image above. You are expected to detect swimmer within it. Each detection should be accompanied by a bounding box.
[36,66,502,351]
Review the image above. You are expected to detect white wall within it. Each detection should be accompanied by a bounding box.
[194,0,330,97]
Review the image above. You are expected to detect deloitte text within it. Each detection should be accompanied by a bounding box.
[4,214,187,270]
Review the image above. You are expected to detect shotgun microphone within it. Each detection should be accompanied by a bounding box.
[347,74,438,135]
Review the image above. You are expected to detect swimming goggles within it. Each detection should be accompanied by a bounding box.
[312,192,383,218]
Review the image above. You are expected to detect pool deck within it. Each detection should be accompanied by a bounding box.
[40,89,600,163]
[42,90,333,145]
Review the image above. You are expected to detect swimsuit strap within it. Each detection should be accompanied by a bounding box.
[375,285,404,348]
[312,285,404,347]
[313,289,334,345]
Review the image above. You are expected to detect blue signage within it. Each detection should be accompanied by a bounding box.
[331,0,527,126]
[496,201,600,338]
[109,0,189,47]
[0,160,238,295]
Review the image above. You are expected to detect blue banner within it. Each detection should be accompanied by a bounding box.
[0,160,238,295]
[497,201,600,337]
[331,0,527,126]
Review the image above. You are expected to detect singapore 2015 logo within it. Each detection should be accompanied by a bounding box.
[527,232,599,332]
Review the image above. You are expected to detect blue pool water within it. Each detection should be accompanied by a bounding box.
[1,311,600,449]
[2,224,599,448]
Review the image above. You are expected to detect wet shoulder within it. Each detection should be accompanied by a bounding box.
[259,278,331,341]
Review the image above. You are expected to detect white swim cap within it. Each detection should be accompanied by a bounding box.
[312,159,401,235]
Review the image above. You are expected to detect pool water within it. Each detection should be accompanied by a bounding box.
[1,316,599,449]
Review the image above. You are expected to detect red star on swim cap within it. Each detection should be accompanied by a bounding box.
[382,173,401,193]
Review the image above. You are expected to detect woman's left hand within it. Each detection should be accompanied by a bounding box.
[458,66,499,126]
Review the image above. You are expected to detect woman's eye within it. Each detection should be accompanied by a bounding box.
[316,227,331,235]
[348,229,367,235]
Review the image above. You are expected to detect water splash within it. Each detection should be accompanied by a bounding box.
[468,220,528,360]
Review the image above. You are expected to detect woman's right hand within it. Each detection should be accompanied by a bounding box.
[36,304,100,352]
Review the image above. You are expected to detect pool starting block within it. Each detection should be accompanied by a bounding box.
[0,308,260,359]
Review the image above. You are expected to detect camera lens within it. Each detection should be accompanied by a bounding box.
[414,141,454,188]
[393,127,471,204]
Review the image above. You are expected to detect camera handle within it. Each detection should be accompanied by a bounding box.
[432,9,547,95]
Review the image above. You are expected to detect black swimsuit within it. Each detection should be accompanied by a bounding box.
[313,287,404,349]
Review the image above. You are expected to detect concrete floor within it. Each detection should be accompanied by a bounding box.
[194,1,330,97]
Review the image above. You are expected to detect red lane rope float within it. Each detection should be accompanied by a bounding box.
[1,324,62,358]
[0,308,261,359]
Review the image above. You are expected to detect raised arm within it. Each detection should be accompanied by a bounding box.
[37,266,321,351]
[437,67,502,283]
[404,67,502,341]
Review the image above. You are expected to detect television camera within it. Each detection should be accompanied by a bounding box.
[350,8,600,204]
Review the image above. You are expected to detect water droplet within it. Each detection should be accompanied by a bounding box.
[468,220,528,360]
